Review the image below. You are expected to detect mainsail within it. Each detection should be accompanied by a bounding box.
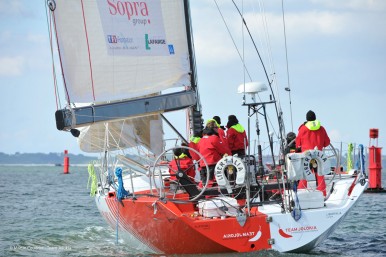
[48,0,199,154]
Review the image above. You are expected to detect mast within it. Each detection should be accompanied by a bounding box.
[184,0,203,136]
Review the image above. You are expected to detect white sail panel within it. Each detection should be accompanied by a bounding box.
[78,114,163,154]
[97,1,169,56]
[54,0,190,103]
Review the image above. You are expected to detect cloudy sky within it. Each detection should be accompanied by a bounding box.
[0,0,385,156]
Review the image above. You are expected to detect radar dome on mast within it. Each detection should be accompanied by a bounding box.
[237,82,267,94]
[237,81,268,103]
[238,82,267,103]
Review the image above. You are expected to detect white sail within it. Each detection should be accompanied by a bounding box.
[78,114,163,155]
[50,0,194,154]
[53,0,191,103]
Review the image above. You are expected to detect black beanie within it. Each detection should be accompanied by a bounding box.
[227,115,239,128]
[306,110,316,121]
[213,116,221,125]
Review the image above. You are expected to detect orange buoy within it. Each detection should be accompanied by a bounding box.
[368,146,382,189]
[366,128,384,193]
[64,150,70,174]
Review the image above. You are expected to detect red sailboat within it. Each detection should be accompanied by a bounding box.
[46,0,368,254]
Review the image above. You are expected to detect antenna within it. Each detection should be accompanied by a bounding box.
[237,82,268,103]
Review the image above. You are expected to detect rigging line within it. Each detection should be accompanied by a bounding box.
[232,1,286,156]
[257,0,280,102]
[110,124,153,158]
[242,0,246,101]
[51,6,71,104]
[255,0,286,139]
[281,0,294,132]
[102,123,152,157]
[214,1,265,106]
[213,0,253,82]
[231,0,270,90]
[231,1,279,114]
[161,114,188,144]
[45,2,59,110]
[249,0,281,140]
[80,0,96,101]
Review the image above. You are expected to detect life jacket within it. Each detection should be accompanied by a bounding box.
[305,120,321,130]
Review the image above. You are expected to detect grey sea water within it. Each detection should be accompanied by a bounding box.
[0,165,385,257]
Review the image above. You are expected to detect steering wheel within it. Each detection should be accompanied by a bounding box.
[151,145,210,201]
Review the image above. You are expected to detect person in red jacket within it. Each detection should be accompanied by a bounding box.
[197,127,231,187]
[168,148,195,182]
[206,118,230,154]
[226,115,248,156]
[295,110,330,195]
[188,130,202,161]
[212,116,228,146]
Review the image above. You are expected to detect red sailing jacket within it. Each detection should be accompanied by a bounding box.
[218,128,231,153]
[188,136,201,161]
[197,135,231,167]
[227,124,248,152]
[168,156,195,181]
[296,120,330,151]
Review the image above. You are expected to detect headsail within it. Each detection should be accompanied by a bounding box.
[78,114,163,155]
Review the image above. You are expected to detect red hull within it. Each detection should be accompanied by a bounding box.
[99,192,272,254]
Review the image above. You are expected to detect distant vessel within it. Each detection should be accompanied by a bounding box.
[46,0,368,254]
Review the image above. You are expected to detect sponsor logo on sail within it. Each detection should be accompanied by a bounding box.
[98,0,168,55]
[107,35,133,44]
[145,34,166,50]
[107,0,151,25]
[168,45,175,55]
[107,35,117,43]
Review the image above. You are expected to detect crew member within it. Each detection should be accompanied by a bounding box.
[226,115,248,156]
[285,132,297,154]
[168,148,195,183]
[188,130,202,161]
[197,127,231,187]
[296,110,330,196]
[207,117,230,153]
